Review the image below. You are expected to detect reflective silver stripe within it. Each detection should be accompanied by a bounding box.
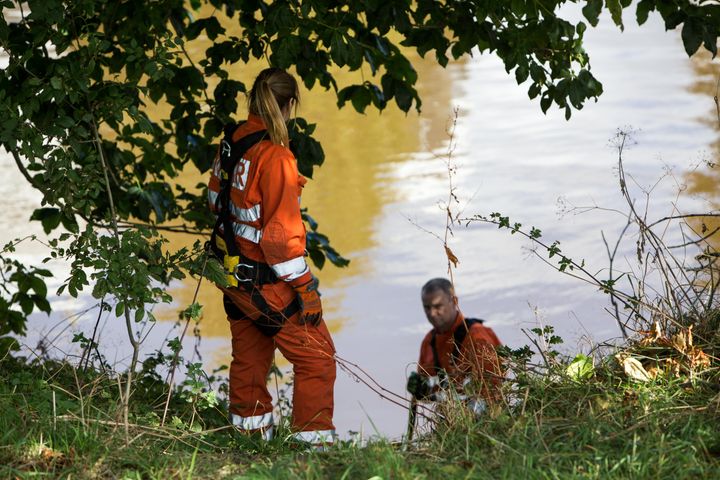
[292,429,336,444]
[208,190,261,222]
[208,189,219,208]
[235,203,260,222]
[234,223,261,243]
[218,223,262,244]
[271,256,309,281]
[231,412,274,432]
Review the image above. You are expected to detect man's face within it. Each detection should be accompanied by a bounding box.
[422,290,458,333]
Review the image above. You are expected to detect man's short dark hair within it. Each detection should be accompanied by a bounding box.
[421,278,455,298]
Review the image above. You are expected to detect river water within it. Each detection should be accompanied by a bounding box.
[2,10,719,439]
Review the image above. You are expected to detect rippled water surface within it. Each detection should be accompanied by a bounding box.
[3,10,720,438]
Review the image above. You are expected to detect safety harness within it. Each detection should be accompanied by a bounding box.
[430,317,484,385]
[210,123,299,336]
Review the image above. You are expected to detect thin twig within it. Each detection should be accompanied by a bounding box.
[116,220,209,236]
[521,328,550,369]
[646,213,720,230]
[161,250,209,426]
[82,297,106,373]
[601,217,632,339]
[334,354,434,421]
[91,114,140,445]
[714,73,720,128]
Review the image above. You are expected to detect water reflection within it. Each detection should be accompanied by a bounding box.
[685,51,720,255]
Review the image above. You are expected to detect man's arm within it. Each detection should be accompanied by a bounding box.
[408,332,438,399]
[462,326,504,403]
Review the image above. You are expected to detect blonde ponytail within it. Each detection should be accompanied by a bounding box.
[248,68,299,147]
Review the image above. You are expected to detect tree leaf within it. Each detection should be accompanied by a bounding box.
[394,83,414,112]
[350,86,372,113]
[635,0,653,26]
[515,64,529,84]
[582,0,603,27]
[681,18,704,57]
[704,29,718,58]
[30,208,61,234]
[606,0,624,30]
[540,94,552,114]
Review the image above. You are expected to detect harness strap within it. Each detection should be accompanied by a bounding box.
[210,124,267,258]
[249,289,301,337]
[430,317,485,381]
[223,292,300,338]
[430,331,442,378]
[214,124,300,337]
[210,124,279,285]
[451,317,484,365]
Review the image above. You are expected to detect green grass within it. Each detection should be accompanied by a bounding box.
[0,346,719,479]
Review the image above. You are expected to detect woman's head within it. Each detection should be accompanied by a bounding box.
[248,68,299,146]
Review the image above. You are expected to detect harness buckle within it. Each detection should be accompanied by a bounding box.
[233,263,255,283]
[221,139,232,158]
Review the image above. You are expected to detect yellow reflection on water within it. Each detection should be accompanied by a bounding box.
[147,8,455,369]
[685,51,720,278]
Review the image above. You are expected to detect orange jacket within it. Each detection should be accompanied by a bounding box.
[207,114,312,286]
[418,312,503,400]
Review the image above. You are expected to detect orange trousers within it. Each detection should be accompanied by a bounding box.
[222,283,336,438]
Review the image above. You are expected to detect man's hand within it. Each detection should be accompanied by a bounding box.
[293,275,322,326]
[406,372,432,400]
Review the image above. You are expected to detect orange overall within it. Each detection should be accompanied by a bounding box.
[208,115,336,442]
[418,313,503,404]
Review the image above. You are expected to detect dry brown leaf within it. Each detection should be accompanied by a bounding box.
[671,331,688,354]
[688,348,711,369]
[652,321,662,341]
[24,444,70,470]
[665,358,682,377]
[445,245,459,268]
[616,354,653,382]
[638,321,665,346]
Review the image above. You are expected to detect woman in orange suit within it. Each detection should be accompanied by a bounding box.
[207,68,335,445]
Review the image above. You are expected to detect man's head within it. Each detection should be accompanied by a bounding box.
[421,278,459,333]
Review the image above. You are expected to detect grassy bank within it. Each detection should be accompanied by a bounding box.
[1,322,719,480]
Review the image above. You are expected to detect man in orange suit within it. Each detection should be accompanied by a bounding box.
[407,278,503,414]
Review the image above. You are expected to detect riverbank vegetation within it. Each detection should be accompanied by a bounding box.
[2,317,719,478]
